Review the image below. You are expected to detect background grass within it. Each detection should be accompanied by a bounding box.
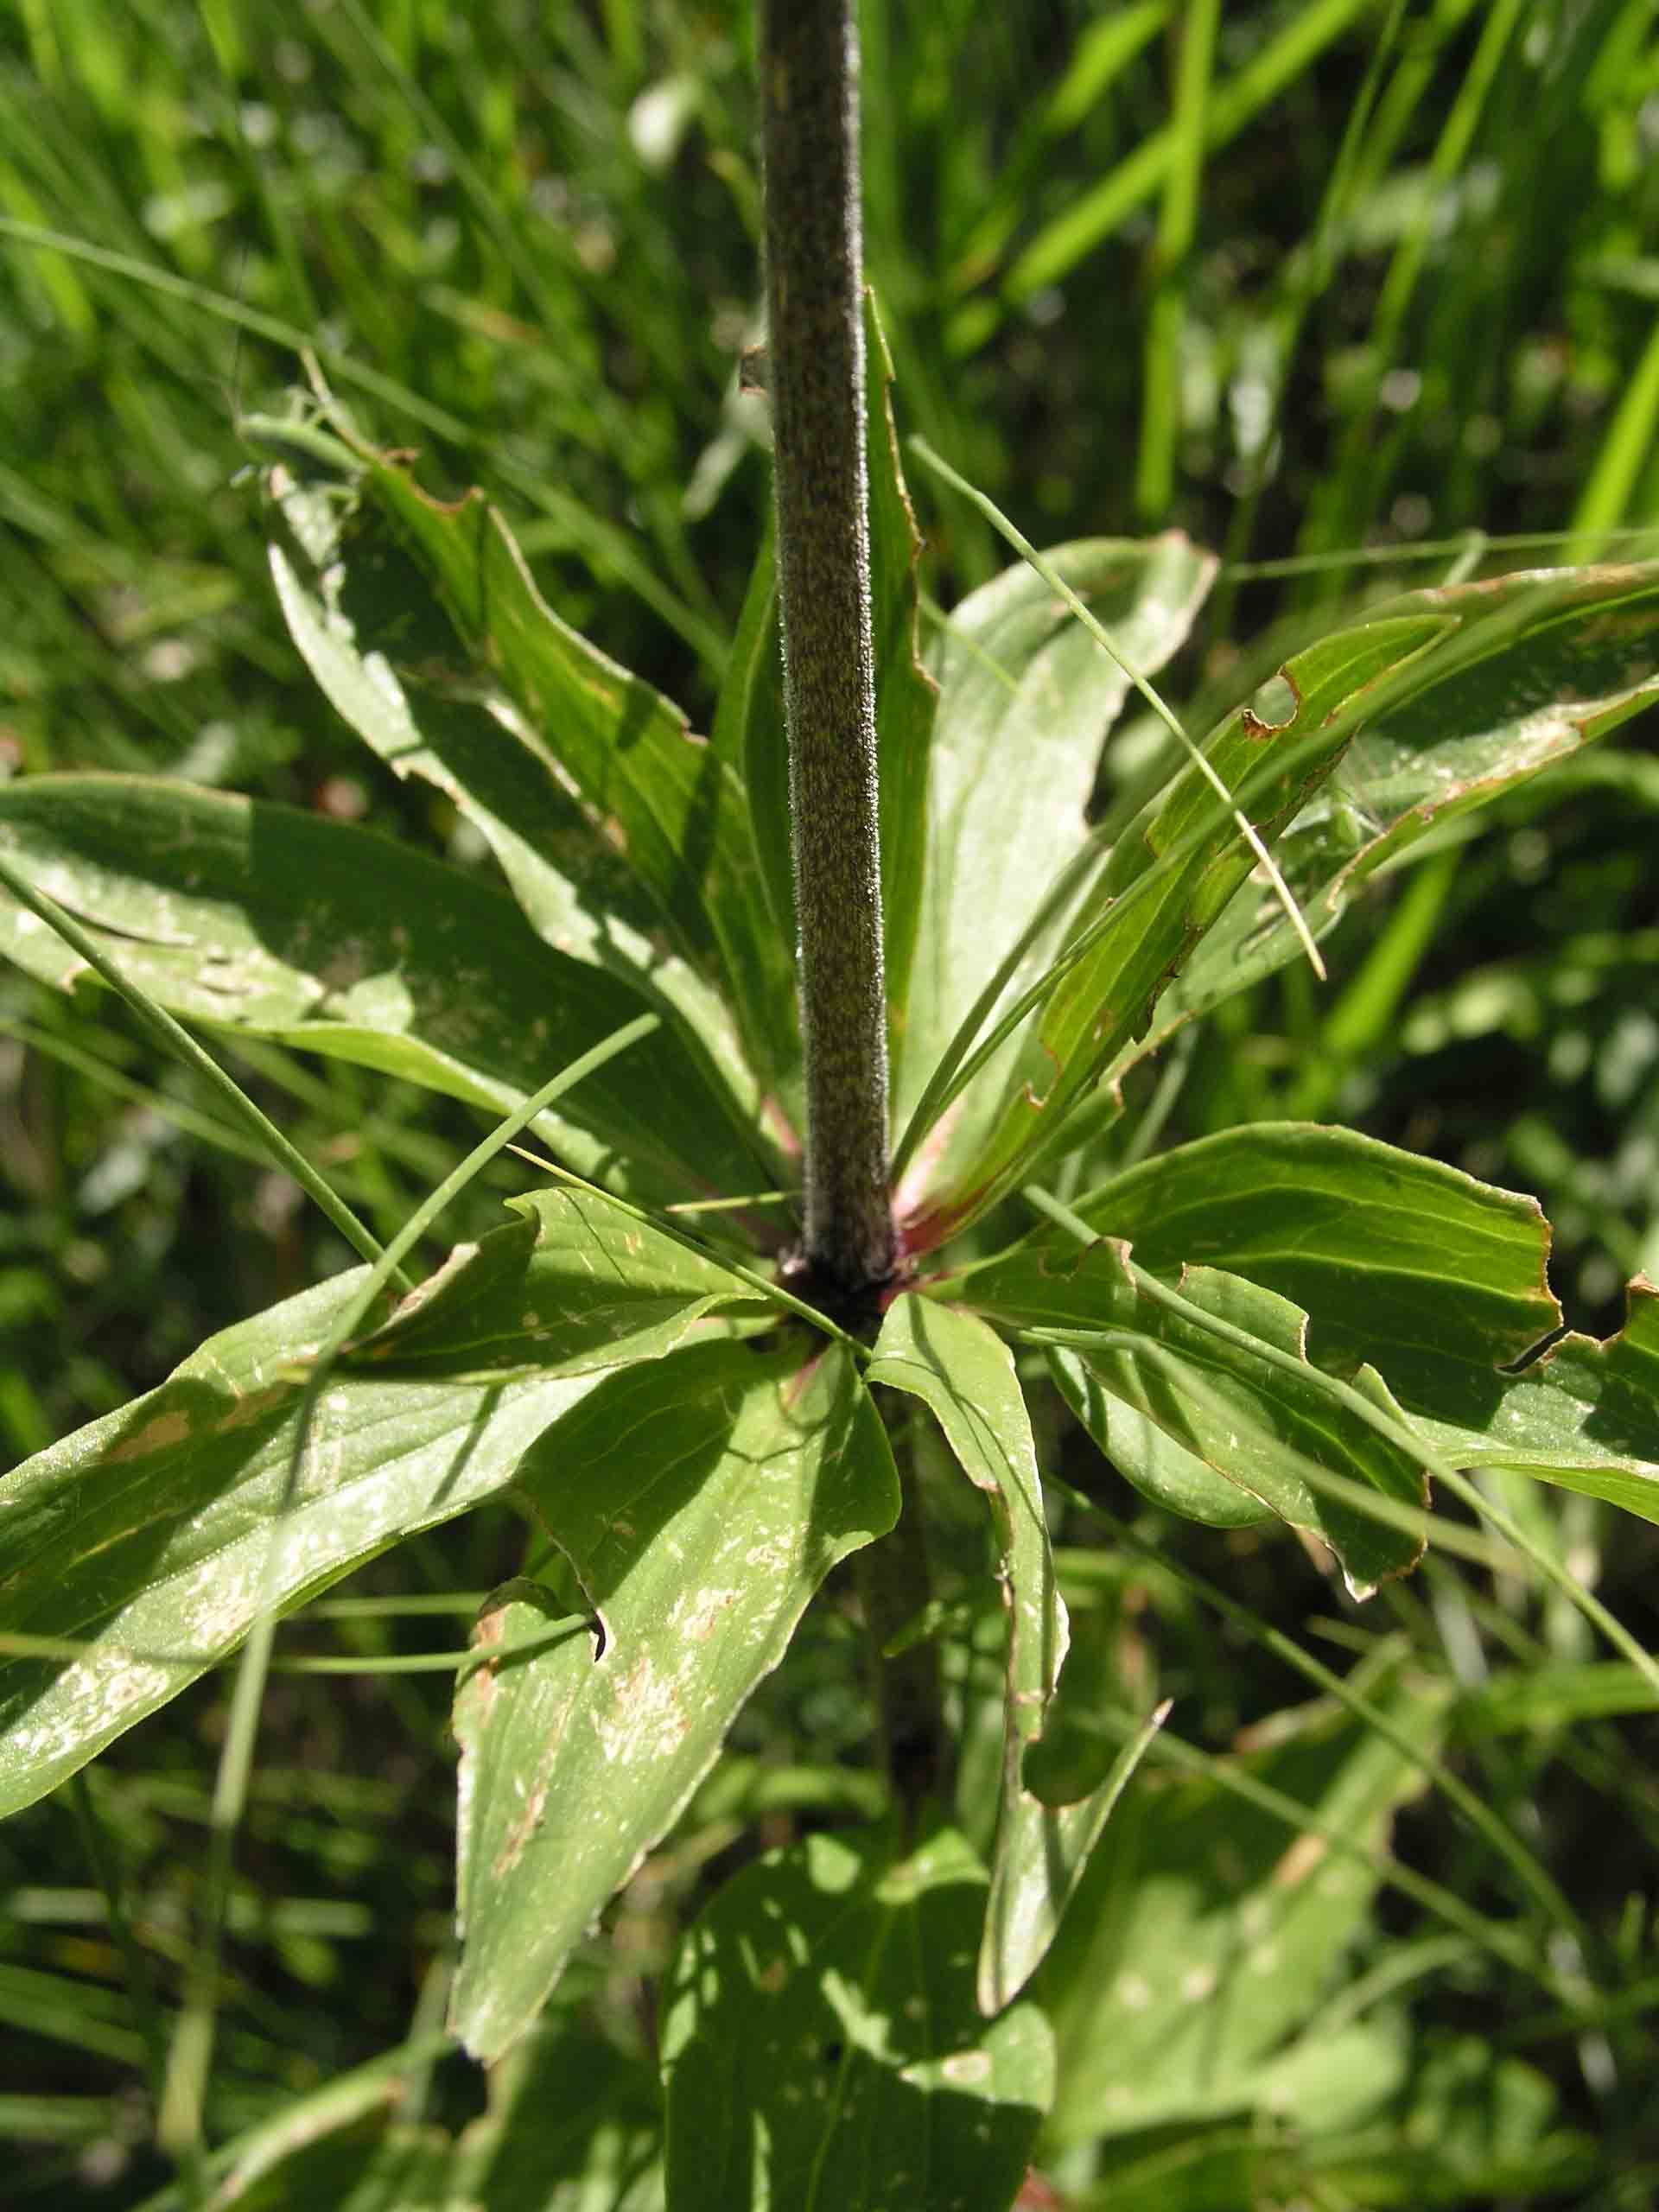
[3,0,1658,2203]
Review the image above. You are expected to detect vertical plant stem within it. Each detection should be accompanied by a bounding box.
[760,0,894,1300]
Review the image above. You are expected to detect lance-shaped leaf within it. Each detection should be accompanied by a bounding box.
[868,1295,1159,2012]
[267,466,781,1128]
[661,1827,1054,2212]
[448,1339,899,2063]
[0,775,775,1209]
[911,563,1659,1244]
[895,533,1217,1167]
[950,1245,1432,1593]
[995,1124,1560,1424]
[1071,562,1659,1134]
[341,429,789,1071]
[1032,1691,1447,2148]
[1404,1278,1659,1522]
[902,610,1450,1246]
[0,1186,756,1818]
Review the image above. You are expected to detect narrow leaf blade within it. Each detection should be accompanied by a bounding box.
[868,1295,1153,2009]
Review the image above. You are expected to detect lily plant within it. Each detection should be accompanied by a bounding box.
[3,2,1659,2204]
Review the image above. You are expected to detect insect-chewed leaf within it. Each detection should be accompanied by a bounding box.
[1087,562,1659,1128]
[448,1339,899,2063]
[998,1123,1560,1423]
[868,1295,1159,2012]
[662,1827,1054,2212]
[0,1186,755,1819]
[1405,1278,1659,1522]
[0,774,775,1211]
[950,1240,1433,1595]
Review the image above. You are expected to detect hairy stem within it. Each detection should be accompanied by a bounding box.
[760,0,894,1300]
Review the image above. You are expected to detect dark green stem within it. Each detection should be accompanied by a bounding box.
[760,0,894,1300]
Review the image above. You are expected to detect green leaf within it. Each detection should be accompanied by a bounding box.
[1005,1123,1560,1422]
[0,1188,756,1818]
[894,533,1217,1186]
[1406,1276,1659,1522]
[902,610,1449,1245]
[266,480,779,1125]
[448,1340,899,2063]
[1097,561,1659,1106]
[1047,1347,1272,1529]
[711,504,794,976]
[910,563,1659,1243]
[0,775,774,1211]
[868,1295,1159,2010]
[866,294,941,1046]
[661,1828,1054,2212]
[145,2023,664,2212]
[1034,1691,1446,2148]
[343,430,789,1069]
[951,1242,1431,1592]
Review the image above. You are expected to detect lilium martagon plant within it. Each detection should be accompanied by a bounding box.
[3,2,1659,2203]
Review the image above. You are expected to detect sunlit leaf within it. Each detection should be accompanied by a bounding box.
[894,533,1217,1190]
[1406,1276,1659,1521]
[662,1827,1053,2212]
[1094,562,1659,1113]
[0,1188,757,1817]
[302,408,790,1099]
[949,1244,1430,1592]
[901,611,1448,1245]
[869,1295,1159,2010]
[911,563,1659,1243]
[0,775,776,1211]
[267,474,778,1126]
[1002,1124,1560,1421]
[448,1339,899,2062]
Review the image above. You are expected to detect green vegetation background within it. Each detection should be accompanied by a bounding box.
[2,0,1656,2203]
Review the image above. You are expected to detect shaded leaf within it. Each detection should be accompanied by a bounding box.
[1034,1692,1446,2147]
[1008,1123,1560,1422]
[895,534,1217,1190]
[0,1187,756,1817]
[950,1245,1431,1592]
[449,1339,899,2062]
[1048,1347,1272,1529]
[662,1827,1054,2212]
[0,775,773,1209]
[156,2022,664,2212]
[868,1295,1158,2010]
